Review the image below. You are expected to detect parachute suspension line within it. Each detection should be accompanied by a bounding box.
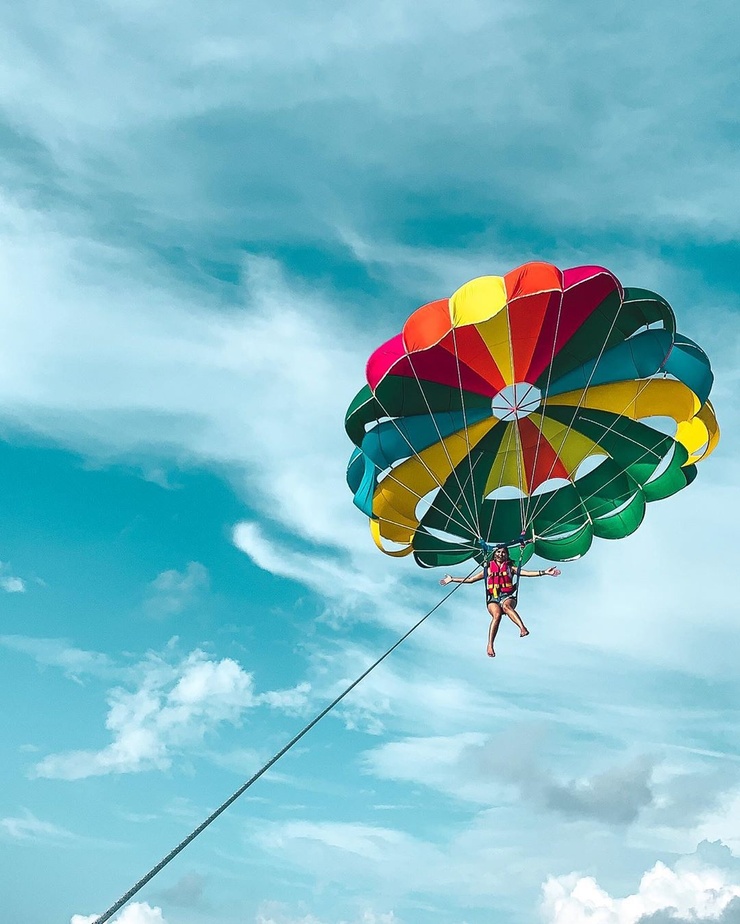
[521,288,565,531]
[450,326,483,540]
[372,387,480,539]
[531,370,667,539]
[487,419,521,543]
[434,450,490,550]
[525,290,642,531]
[534,434,661,544]
[406,356,482,535]
[373,465,481,546]
[91,569,478,924]
[502,299,528,537]
[370,392,481,540]
[530,375,674,543]
[513,419,527,535]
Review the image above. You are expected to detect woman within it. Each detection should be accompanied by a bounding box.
[440,545,560,657]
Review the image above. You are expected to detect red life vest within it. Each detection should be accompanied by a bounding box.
[486,559,515,597]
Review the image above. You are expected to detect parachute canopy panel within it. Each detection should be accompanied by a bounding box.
[345,261,719,567]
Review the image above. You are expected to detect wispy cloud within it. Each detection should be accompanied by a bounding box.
[145,561,209,616]
[0,634,115,681]
[232,521,399,614]
[252,814,546,909]
[255,904,398,924]
[3,0,740,253]
[365,722,740,846]
[366,729,657,824]
[0,199,371,559]
[0,808,76,843]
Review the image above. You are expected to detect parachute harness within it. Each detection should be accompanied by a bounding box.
[90,569,478,924]
[479,536,527,601]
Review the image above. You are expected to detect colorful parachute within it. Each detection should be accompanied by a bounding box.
[345,262,719,567]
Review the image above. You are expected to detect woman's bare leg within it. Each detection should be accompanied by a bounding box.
[502,599,529,637]
[486,602,503,657]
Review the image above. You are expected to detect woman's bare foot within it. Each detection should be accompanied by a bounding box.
[520,629,530,638]
[487,647,495,657]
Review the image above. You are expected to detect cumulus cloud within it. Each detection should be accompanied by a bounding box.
[145,561,209,616]
[541,851,740,924]
[71,903,166,924]
[32,648,310,779]
[637,902,740,923]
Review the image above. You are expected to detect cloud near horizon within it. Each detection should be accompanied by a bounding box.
[541,846,740,924]
[71,903,166,924]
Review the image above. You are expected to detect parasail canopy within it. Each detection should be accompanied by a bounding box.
[345,262,719,567]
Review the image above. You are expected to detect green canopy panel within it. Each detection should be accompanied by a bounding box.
[534,523,593,561]
[591,490,645,540]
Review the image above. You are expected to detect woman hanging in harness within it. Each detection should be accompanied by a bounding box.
[440,544,560,657]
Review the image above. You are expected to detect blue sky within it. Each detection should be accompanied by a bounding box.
[2,2,740,923]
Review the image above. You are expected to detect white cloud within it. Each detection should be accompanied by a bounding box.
[71,903,166,924]
[364,733,488,802]
[541,854,740,924]
[3,0,740,245]
[232,521,399,614]
[252,814,539,907]
[1,575,25,592]
[146,561,209,616]
[0,561,26,592]
[0,634,115,681]
[363,725,740,844]
[0,197,370,559]
[259,682,311,711]
[0,809,75,842]
[256,905,398,924]
[365,730,657,824]
[255,819,445,893]
[691,790,740,855]
[32,648,309,779]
